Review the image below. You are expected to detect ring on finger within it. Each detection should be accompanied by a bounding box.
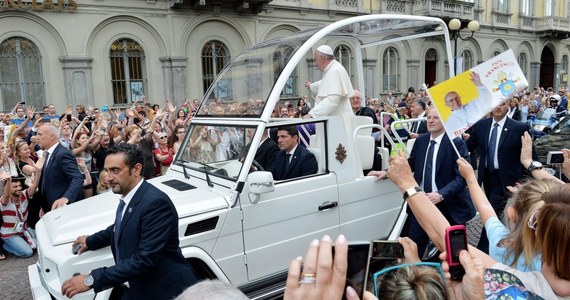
[299,275,317,284]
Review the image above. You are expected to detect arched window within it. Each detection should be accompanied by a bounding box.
[492,50,501,57]
[518,52,529,77]
[461,49,474,70]
[0,37,45,109]
[202,40,231,98]
[383,47,400,92]
[334,45,352,77]
[110,39,146,104]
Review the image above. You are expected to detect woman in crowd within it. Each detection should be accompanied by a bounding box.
[458,159,560,271]
[124,125,156,179]
[169,125,186,155]
[96,170,111,194]
[190,126,217,164]
[385,152,570,299]
[153,132,173,176]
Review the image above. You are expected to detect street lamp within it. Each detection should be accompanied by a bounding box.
[448,18,480,75]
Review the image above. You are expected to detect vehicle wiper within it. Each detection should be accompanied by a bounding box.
[177,160,191,179]
[202,162,214,188]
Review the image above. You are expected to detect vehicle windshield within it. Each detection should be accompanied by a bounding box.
[536,107,557,120]
[176,123,257,180]
[195,32,314,118]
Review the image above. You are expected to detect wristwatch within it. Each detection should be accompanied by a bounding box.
[527,161,543,173]
[83,274,94,288]
[403,186,422,200]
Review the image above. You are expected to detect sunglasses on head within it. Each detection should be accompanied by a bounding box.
[372,262,446,298]
[528,209,540,230]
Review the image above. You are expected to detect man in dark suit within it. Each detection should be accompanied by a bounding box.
[246,128,279,170]
[36,123,84,213]
[465,101,536,217]
[61,144,198,300]
[270,126,318,180]
[409,99,428,139]
[406,108,475,255]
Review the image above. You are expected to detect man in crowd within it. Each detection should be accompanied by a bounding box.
[270,126,317,180]
[409,99,427,139]
[45,104,60,122]
[37,123,83,213]
[61,144,198,299]
[370,108,475,255]
[303,45,354,118]
[559,86,568,109]
[350,89,378,124]
[465,101,536,252]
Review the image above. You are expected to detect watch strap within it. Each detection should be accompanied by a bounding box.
[403,186,422,200]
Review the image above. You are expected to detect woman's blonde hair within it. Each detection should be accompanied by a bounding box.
[96,170,109,194]
[501,178,561,268]
[376,265,447,300]
[537,184,570,280]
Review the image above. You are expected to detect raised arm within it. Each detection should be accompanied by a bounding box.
[457,158,497,225]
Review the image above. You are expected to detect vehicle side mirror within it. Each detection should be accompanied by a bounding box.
[247,171,275,204]
[543,126,551,133]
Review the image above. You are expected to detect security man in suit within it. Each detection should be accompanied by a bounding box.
[36,123,84,213]
[368,108,475,255]
[406,108,475,255]
[61,143,198,299]
[270,126,318,180]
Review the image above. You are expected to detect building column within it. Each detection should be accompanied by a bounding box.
[160,57,188,106]
[60,57,93,107]
[554,62,561,89]
[363,59,377,98]
[530,62,541,88]
[406,59,420,90]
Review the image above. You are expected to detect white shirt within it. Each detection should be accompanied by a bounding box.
[43,143,59,169]
[119,178,144,218]
[489,116,507,170]
[421,133,444,192]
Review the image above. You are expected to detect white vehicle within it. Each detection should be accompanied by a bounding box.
[29,15,454,299]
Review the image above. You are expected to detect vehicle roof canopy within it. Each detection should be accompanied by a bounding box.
[194,15,453,121]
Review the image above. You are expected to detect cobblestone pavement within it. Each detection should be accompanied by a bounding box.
[0,252,36,300]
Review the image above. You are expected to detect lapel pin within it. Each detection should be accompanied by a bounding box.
[128,207,132,213]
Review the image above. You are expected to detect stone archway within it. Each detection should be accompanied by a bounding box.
[540,47,555,88]
[425,48,438,88]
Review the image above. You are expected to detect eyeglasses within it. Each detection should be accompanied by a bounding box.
[372,262,445,298]
[159,136,168,139]
[177,131,186,134]
[528,209,540,230]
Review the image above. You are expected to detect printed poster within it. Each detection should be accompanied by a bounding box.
[428,49,528,138]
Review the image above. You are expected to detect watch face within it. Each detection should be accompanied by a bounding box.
[531,161,542,168]
[84,275,94,287]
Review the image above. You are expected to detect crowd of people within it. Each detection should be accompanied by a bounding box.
[2,40,570,300]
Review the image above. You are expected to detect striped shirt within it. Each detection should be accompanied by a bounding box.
[1,191,29,239]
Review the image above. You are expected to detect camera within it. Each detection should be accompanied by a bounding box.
[547,151,564,165]
[89,116,96,121]
[371,240,404,259]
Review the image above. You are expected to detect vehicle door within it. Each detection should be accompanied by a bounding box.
[239,120,339,281]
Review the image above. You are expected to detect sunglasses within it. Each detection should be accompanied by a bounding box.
[528,209,540,231]
[372,262,445,298]
[177,131,186,134]
[159,136,168,139]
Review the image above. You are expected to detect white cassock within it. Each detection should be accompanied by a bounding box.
[308,60,354,118]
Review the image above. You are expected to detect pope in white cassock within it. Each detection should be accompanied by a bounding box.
[303,45,355,118]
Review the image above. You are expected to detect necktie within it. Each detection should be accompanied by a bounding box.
[40,151,50,190]
[487,123,499,171]
[286,154,292,167]
[423,140,436,193]
[114,198,126,262]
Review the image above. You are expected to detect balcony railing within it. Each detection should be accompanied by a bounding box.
[380,0,474,19]
[535,16,570,32]
[491,10,512,28]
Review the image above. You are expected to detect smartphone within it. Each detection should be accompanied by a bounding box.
[371,240,404,259]
[66,114,72,122]
[445,225,467,280]
[333,241,371,300]
[547,151,564,165]
[19,101,25,105]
